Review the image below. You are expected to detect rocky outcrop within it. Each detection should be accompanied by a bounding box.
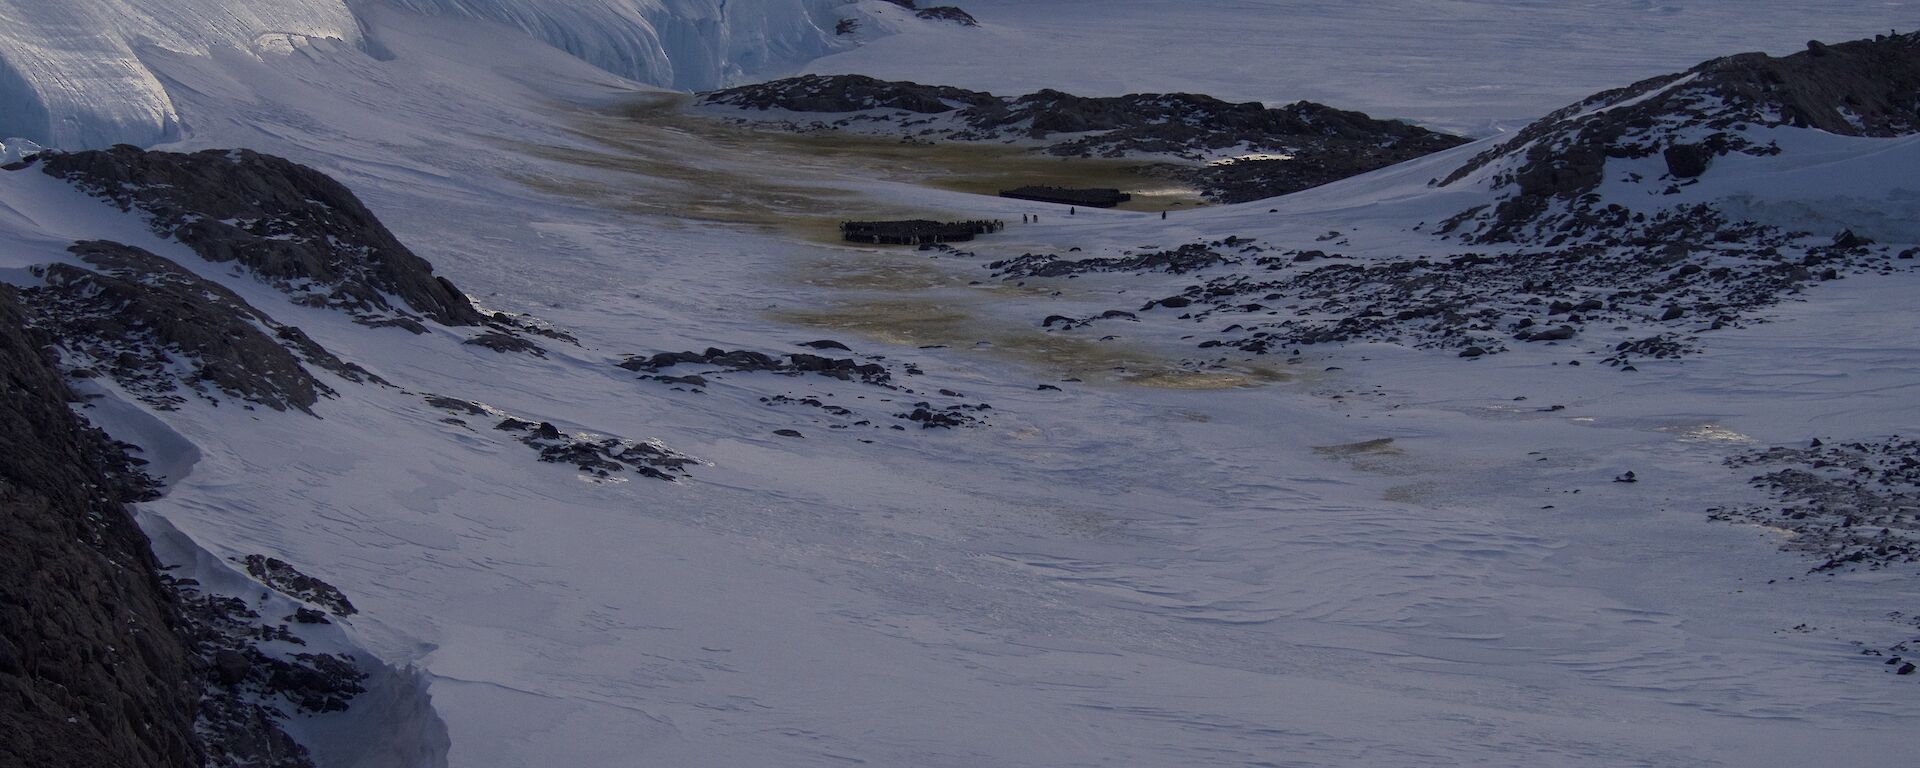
[0,284,201,768]
[991,243,1234,279]
[35,146,482,331]
[702,73,997,114]
[619,347,894,386]
[1441,32,1920,243]
[700,75,1469,202]
[876,0,978,26]
[23,241,379,414]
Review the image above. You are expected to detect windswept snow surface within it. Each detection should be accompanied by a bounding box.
[805,0,1919,135]
[4,4,1919,768]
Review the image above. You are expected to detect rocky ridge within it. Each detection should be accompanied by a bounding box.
[699,75,1469,202]
[1439,32,1920,244]
[33,147,484,332]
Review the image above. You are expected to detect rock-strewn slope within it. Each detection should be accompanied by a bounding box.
[37,147,483,331]
[0,284,202,768]
[25,241,378,413]
[701,74,1469,202]
[1440,32,1920,244]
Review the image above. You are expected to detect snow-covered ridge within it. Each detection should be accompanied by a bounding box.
[0,0,950,149]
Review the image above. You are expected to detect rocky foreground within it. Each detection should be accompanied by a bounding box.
[0,147,480,767]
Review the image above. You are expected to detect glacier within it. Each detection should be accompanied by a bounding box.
[0,0,878,149]
[0,0,361,148]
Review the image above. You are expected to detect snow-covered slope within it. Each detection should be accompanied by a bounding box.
[5,4,1920,767]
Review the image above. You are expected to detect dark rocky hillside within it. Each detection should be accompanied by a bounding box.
[0,285,203,768]
[36,147,483,331]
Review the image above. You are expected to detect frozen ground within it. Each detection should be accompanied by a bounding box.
[2,3,1917,767]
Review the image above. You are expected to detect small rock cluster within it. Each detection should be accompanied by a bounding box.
[424,395,697,481]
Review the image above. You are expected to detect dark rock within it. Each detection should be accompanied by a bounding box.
[213,651,253,687]
[914,6,978,25]
[773,429,805,438]
[1663,142,1714,178]
[799,339,853,351]
[1459,346,1488,358]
